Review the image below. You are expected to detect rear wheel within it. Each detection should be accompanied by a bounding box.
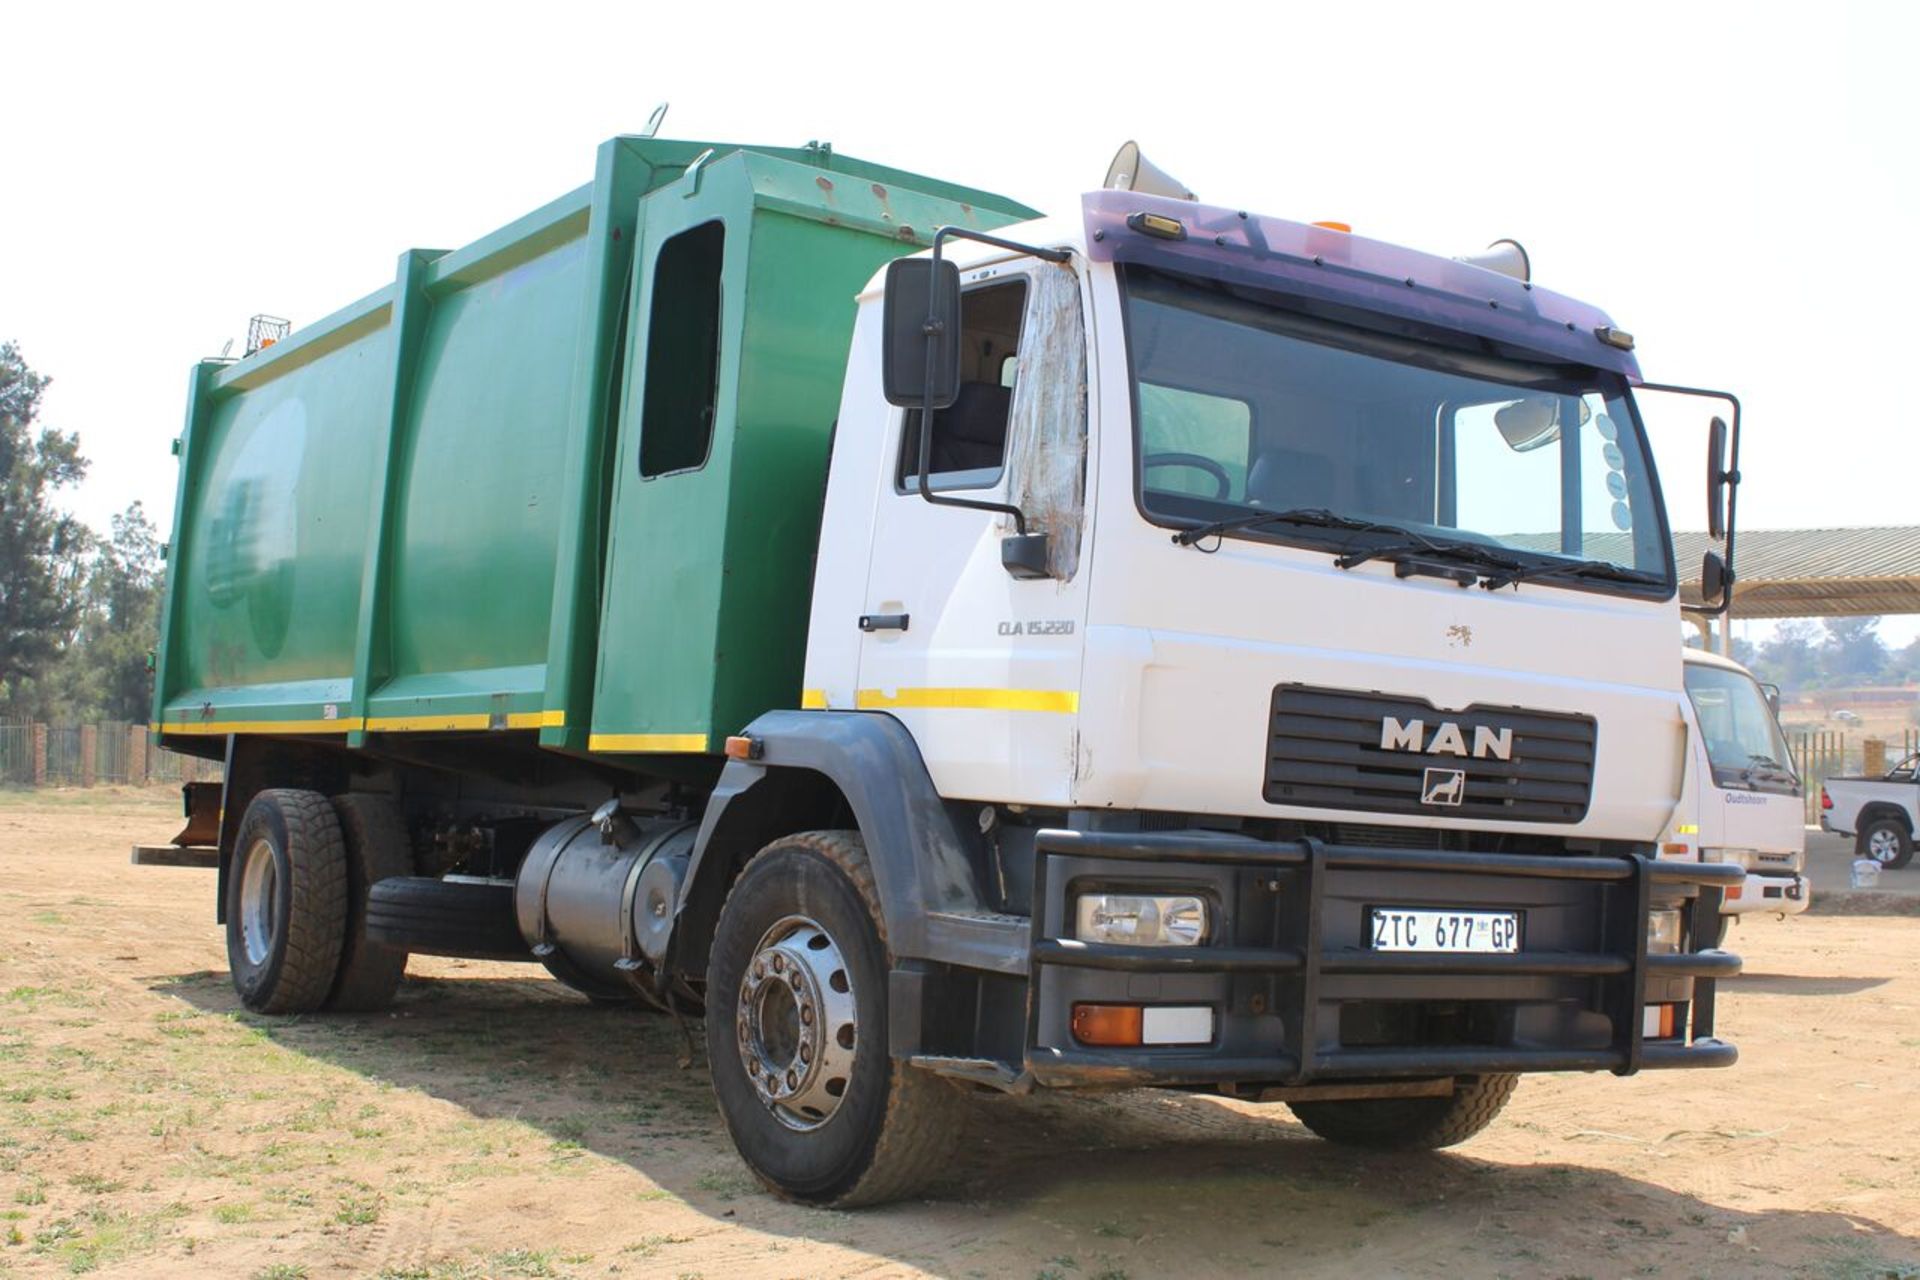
[326,794,414,1011]
[705,831,961,1207]
[226,789,349,1014]
[1859,817,1914,870]
[1288,1074,1518,1150]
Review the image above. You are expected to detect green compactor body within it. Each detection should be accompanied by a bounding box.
[152,137,1035,762]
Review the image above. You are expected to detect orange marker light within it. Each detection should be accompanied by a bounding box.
[1724,885,1743,901]
[1311,221,1352,233]
[723,735,762,761]
[1071,1004,1143,1047]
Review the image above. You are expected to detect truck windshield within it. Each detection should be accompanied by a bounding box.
[1684,660,1799,790]
[1122,266,1671,592]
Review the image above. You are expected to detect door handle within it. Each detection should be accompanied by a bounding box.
[858,613,910,633]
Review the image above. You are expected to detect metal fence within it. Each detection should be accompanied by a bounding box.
[0,719,220,788]
[0,721,33,786]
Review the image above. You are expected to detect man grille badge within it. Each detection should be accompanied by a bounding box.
[1421,766,1466,806]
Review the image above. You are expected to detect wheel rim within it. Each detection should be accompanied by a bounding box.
[238,837,279,968]
[736,914,858,1131]
[1867,828,1902,864]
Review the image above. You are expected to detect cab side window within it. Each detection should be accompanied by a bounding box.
[897,278,1028,492]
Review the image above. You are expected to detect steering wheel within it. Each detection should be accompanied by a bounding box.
[1143,452,1232,500]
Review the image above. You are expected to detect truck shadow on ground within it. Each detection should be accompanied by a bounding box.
[161,968,1917,1278]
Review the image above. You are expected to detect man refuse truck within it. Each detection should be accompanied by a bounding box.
[150,133,1748,1206]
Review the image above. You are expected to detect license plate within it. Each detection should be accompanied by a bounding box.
[1370,907,1520,953]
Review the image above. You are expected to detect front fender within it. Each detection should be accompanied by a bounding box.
[677,710,998,969]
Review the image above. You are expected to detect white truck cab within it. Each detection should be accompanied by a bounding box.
[793,186,1747,1151]
[810,197,1708,838]
[1678,648,1808,940]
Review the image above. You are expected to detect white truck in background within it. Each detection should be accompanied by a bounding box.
[1680,648,1808,943]
[1821,754,1919,870]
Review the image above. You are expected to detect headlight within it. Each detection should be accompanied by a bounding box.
[1646,909,1683,954]
[1075,894,1208,947]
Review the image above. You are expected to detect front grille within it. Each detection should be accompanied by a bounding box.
[1264,684,1596,823]
[1331,822,1443,850]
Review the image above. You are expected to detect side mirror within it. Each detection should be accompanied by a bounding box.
[880,258,961,410]
[1706,415,1729,540]
[1700,549,1731,608]
[1761,682,1782,718]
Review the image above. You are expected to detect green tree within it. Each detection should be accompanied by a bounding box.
[1754,619,1820,691]
[57,502,163,722]
[1894,635,1920,684]
[1822,616,1889,684]
[0,342,89,715]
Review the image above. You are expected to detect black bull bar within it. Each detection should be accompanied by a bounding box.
[1026,829,1742,1088]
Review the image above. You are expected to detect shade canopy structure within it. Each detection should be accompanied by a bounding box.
[1676,527,1920,619]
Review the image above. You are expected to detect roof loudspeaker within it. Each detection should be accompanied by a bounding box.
[1104,141,1196,201]
[1455,239,1531,283]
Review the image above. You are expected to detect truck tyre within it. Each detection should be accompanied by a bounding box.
[326,794,414,1012]
[1288,1074,1519,1150]
[365,877,532,961]
[705,830,961,1207]
[227,789,350,1015]
[1858,816,1914,869]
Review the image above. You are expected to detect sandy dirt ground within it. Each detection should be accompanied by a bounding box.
[0,790,1915,1280]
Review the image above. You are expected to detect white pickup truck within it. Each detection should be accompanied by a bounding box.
[1681,649,1808,939]
[1822,753,1919,869]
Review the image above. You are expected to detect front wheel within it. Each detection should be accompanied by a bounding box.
[1288,1074,1518,1150]
[1858,817,1914,870]
[705,831,961,1207]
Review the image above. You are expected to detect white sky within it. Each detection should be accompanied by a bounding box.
[4,0,1915,643]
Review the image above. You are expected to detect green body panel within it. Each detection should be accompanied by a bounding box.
[382,229,587,713]
[164,301,394,730]
[151,137,1036,753]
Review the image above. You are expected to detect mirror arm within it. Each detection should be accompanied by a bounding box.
[913,226,1072,543]
[1639,380,1742,616]
[1635,379,1742,550]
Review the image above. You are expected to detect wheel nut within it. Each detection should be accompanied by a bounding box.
[770,954,785,973]
[800,1004,814,1026]
[799,1042,812,1063]
[753,959,766,977]
[786,1070,798,1090]
[789,970,805,989]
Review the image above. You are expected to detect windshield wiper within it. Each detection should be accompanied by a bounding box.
[1479,558,1664,592]
[1334,537,1526,577]
[1171,507,1406,548]
[1743,753,1796,784]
